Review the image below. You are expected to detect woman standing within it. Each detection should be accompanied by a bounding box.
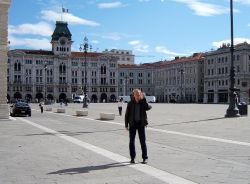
[117,98,123,116]
[125,89,152,164]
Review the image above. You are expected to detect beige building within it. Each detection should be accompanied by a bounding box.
[204,42,250,103]
[118,53,204,103]
[118,64,155,96]
[103,49,134,65]
[154,53,204,103]
[8,21,119,103]
[0,0,11,119]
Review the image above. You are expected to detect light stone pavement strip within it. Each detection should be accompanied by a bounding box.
[1,103,250,184]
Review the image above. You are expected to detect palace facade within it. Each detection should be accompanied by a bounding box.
[7,21,121,103]
[7,20,250,104]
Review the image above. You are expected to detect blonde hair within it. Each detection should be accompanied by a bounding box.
[133,89,143,101]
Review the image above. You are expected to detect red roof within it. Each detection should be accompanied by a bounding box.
[10,49,113,58]
[71,52,104,58]
[119,53,204,69]
[12,49,53,55]
[156,53,204,67]
[119,63,155,69]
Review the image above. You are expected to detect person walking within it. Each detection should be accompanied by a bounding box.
[117,98,123,116]
[125,89,152,164]
[39,102,44,113]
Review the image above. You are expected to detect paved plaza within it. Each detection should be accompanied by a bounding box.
[1,103,250,184]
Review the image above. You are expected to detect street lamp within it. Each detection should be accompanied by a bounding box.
[79,36,88,108]
[124,75,129,96]
[44,61,48,105]
[179,68,184,103]
[225,0,240,117]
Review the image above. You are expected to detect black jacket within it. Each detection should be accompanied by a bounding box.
[125,98,152,128]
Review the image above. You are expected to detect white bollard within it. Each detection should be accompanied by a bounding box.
[45,106,52,111]
[75,110,88,116]
[56,108,65,113]
[100,112,115,120]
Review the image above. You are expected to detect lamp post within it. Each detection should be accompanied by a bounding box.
[44,61,48,105]
[124,75,129,96]
[79,36,88,108]
[179,69,184,103]
[225,0,240,117]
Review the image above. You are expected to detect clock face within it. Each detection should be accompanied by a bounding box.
[60,38,66,45]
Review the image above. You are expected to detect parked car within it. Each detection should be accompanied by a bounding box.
[10,102,31,117]
[73,95,84,103]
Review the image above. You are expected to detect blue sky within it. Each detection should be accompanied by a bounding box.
[8,0,250,64]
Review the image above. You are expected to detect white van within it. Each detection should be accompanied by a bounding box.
[73,95,84,103]
[119,96,131,102]
[145,96,156,103]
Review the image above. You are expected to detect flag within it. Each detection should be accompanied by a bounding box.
[62,7,69,13]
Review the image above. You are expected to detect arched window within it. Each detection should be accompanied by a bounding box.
[14,62,18,71]
[59,63,66,74]
[63,64,66,73]
[101,65,106,74]
[103,66,106,74]
[18,63,21,71]
[101,66,103,74]
[14,62,21,71]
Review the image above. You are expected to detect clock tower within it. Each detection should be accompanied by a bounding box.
[51,21,73,56]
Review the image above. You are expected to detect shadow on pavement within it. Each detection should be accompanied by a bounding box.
[20,128,125,137]
[152,117,226,127]
[47,162,130,175]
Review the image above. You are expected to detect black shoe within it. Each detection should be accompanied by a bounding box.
[142,159,147,164]
[130,159,135,164]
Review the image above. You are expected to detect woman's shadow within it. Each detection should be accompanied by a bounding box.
[47,162,130,175]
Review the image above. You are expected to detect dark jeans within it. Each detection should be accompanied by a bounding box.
[118,107,122,115]
[129,125,148,160]
[40,107,43,113]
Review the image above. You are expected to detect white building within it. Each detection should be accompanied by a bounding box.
[7,21,119,103]
[204,42,250,103]
[103,49,134,65]
[118,64,155,96]
[154,53,204,103]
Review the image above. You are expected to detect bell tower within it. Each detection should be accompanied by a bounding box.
[51,21,73,56]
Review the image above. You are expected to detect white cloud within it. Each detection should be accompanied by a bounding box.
[155,46,186,56]
[8,21,53,37]
[97,1,124,9]
[41,10,100,26]
[102,32,122,40]
[90,32,128,41]
[212,38,250,48]
[129,40,149,53]
[91,40,100,44]
[173,0,228,16]
[9,35,51,50]
[234,0,250,5]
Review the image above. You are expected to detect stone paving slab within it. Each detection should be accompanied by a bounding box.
[1,103,250,184]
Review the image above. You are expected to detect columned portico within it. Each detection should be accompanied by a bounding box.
[0,0,11,119]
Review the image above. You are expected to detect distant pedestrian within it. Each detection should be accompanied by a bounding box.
[125,89,152,164]
[39,102,43,113]
[117,98,123,116]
